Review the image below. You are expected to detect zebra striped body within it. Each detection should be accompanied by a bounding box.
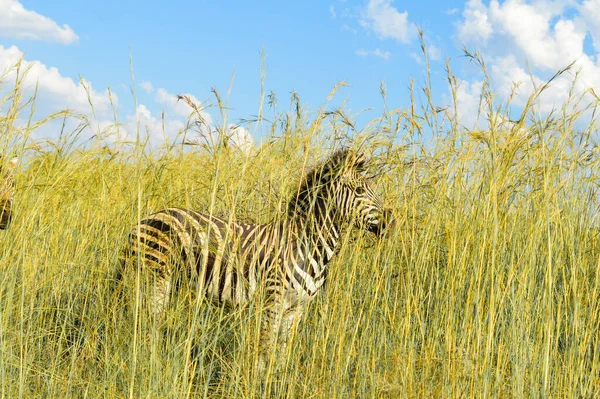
[122,149,392,355]
[0,157,17,230]
[129,208,342,310]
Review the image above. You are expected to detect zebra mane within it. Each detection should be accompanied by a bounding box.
[287,148,368,217]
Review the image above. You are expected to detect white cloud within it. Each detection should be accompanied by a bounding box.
[0,45,252,152]
[428,43,441,60]
[139,81,214,128]
[488,0,585,70]
[409,42,440,63]
[457,0,493,44]
[127,104,185,145]
[0,45,115,117]
[355,48,391,60]
[453,0,600,121]
[181,123,255,155]
[453,78,485,128]
[342,24,357,34]
[0,0,78,44]
[409,52,423,65]
[457,0,585,71]
[227,124,254,154]
[140,80,211,122]
[140,80,154,94]
[360,0,413,43]
[154,88,207,120]
[68,103,186,148]
[580,0,600,51]
[488,55,540,102]
[122,82,253,152]
[329,4,337,18]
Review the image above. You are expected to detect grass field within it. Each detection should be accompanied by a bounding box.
[1,55,599,398]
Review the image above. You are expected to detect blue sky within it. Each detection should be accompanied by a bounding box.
[1,0,599,149]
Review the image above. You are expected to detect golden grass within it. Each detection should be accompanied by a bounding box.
[0,51,599,398]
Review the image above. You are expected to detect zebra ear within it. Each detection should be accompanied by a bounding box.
[351,152,368,172]
[319,149,368,183]
[340,149,368,173]
[319,149,349,182]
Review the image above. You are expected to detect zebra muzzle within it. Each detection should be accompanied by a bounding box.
[367,209,395,236]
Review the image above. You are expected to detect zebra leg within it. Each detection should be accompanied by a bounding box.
[275,308,302,354]
[150,275,172,315]
[258,302,303,371]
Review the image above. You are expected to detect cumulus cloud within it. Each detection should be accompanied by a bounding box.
[453,0,600,120]
[0,45,127,146]
[488,0,584,70]
[342,24,357,34]
[457,0,586,71]
[125,104,185,145]
[141,82,213,125]
[409,52,423,65]
[227,124,254,154]
[452,78,485,129]
[457,0,493,44]
[0,46,253,152]
[140,80,154,94]
[409,42,440,64]
[428,43,441,60]
[360,0,413,43]
[156,88,205,119]
[355,48,391,60]
[488,55,538,99]
[180,123,255,155]
[0,45,115,117]
[578,0,600,52]
[0,0,78,44]
[131,81,254,152]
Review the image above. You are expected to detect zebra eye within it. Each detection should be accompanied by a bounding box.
[355,186,366,195]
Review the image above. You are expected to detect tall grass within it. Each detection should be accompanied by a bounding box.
[0,52,599,398]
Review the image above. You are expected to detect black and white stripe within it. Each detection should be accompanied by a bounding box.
[122,148,392,354]
[0,157,17,230]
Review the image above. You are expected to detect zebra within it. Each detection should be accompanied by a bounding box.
[0,156,17,230]
[120,148,393,362]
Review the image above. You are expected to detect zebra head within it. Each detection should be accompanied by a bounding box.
[292,149,393,236]
[0,157,17,230]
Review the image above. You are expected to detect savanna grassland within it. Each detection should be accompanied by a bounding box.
[0,54,599,398]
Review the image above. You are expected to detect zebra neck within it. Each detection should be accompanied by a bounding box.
[284,203,342,265]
